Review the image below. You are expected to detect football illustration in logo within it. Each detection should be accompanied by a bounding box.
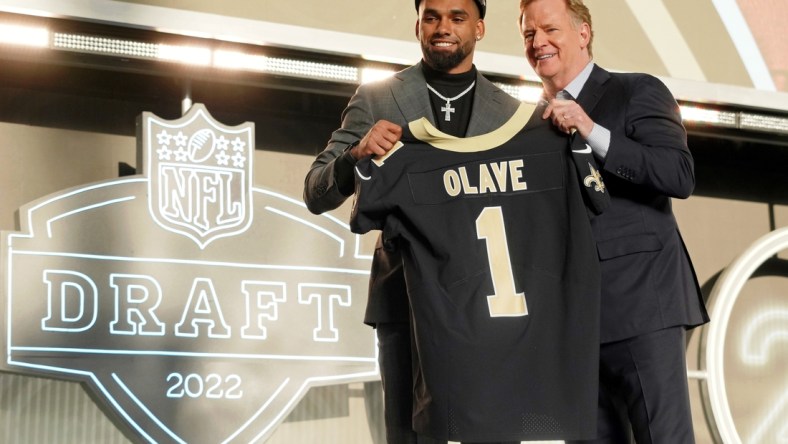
[1,104,378,443]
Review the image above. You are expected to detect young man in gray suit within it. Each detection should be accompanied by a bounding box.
[519,0,709,442]
[303,1,520,443]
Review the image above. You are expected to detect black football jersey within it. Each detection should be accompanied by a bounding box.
[351,103,606,442]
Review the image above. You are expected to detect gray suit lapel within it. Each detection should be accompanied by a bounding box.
[391,63,436,126]
[467,73,515,136]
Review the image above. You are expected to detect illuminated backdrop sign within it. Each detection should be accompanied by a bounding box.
[1,104,377,443]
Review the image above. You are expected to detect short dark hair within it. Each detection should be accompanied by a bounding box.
[415,0,486,19]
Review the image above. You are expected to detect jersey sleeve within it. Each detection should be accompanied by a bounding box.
[569,133,610,215]
[349,154,397,235]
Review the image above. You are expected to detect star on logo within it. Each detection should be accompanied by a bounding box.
[215,150,231,166]
[173,131,188,147]
[232,152,247,168]
[216,135,230,151]
[156,130,172,146]
[584,163,606,193]
[157,145,173,161]
[174,147,189,162]
[231,137,247,152]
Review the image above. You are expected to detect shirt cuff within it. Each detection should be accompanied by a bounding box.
[586,124,610,160]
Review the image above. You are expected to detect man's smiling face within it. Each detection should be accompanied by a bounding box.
[416,0,483,73]
[520,0,590,93]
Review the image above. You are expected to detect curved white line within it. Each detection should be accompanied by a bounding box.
[703,227,788,444]
[264,206,345,257]
[46,196,136,238]
[711,0,776,90]
[625,0,706,81]
[112,373,187,444]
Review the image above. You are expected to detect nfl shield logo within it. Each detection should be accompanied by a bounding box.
[2,103,378,443]
[142,104,254,249]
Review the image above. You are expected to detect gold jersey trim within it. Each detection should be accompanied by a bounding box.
[408,102,538,152]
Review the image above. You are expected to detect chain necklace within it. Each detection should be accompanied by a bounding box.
[426,81,476,122]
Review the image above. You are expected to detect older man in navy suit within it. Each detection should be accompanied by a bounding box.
[519,0,710,443]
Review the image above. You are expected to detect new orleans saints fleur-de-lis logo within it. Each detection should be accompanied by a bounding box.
[584,163,606,193]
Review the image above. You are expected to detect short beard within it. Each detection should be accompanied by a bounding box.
[422,43,470,72]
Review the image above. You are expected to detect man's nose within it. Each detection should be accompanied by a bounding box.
[436,17,451,34]
[532,31,545,47]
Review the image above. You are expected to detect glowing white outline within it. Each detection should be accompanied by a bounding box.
[46,196,136,238]
[5,245,11,363]
[8,189,372,360]
[297,284,352,343]
[112,373,187,444]
[145,105,254,249]
[256,189,373,261]
[354,234,373,261]
[2,362,158,443]
[701,226,788,444]
[174,277,232,339]
[9,178,147,243]
[6,353,378,444]
[109,273,166,336]
[740,309,788,365]
[2,144,378,442]
[9,346,376,362]
[240,281,287,340]
[41,270,98,333]
[156,163,246,236]
[748,390,788,444]
[222,378,291,443]
[740,309,788,443]
[10,249,369,276]
[248,370,381,443]
[265,206,345,258]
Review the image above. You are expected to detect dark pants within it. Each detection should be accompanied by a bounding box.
[376,322,518,444]
[568,326,695,444]
[377,322,446,444]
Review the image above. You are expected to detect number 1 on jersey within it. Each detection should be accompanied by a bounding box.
[476,206,528,317]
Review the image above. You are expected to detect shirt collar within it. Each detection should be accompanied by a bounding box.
[563,62,595,99]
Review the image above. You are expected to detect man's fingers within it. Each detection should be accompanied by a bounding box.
[369,121,402,153]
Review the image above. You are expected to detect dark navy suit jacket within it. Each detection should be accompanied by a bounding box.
[577,64,709,342]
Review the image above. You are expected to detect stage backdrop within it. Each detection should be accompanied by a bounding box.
[0,104,786,443]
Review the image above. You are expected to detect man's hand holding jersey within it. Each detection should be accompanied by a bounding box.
[350,120,403,160]
[543,97,594,138]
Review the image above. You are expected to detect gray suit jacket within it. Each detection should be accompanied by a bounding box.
[303,62,521,324]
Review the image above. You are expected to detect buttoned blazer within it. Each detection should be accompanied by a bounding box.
[577,64,709,342]
[304,62,521,325]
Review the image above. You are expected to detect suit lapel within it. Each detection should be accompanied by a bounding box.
[467,73,513,136]
[576,64,610,116]
[391,64,527,135]
[391,63,436,126]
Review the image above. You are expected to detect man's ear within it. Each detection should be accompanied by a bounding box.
[476,19,486,40]
[579,22,591,49]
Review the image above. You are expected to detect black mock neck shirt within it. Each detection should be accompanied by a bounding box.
[421,63,477,137]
